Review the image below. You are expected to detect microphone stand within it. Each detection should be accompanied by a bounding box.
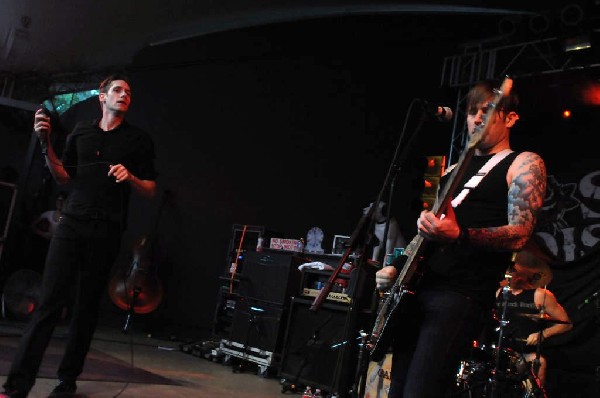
[577,288,600,310]
[123,286,141,334]
[354,167,400,398]
[310,98,427,312]
[310,99,431,398]
[490,281,511,398]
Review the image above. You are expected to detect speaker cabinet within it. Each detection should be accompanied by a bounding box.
[239,251,302,306]
[229,298,286,353]
[279,297,364,396]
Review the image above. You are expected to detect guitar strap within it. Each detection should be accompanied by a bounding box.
[450,149,514,208]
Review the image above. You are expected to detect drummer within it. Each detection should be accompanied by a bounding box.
[495,247,573,387]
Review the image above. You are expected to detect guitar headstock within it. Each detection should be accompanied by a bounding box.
[467,76,514,149]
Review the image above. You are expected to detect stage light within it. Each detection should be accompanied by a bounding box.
[582,82,600,106]
[563,34,592,52]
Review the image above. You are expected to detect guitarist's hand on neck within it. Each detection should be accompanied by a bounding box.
[416,204,461,243]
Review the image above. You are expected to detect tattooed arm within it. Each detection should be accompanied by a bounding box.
[468,151,547,251]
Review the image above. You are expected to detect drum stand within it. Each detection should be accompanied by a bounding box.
[489,281,512,398]
[523,321,548,398]
[491,281,549,398]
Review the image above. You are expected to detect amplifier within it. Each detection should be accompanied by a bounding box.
[300,269,352,305]
[279,297,368,395]
[229,298,286,353]
[239,251,302,306]
[301,288,352,305]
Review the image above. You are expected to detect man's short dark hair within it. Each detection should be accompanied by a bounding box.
[99,73,131,94]
[467,79,519,114]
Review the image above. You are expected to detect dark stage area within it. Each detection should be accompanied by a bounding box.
[1,2,600,397]
[0,319,284,398]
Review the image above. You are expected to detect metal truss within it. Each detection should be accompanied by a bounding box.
[439,35,600,165]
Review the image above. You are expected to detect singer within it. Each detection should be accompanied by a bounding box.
[375,79,547,397]
[1,74,158,398]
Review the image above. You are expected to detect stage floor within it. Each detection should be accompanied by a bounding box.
[0,319,288,398]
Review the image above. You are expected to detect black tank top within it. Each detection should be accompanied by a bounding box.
[419,151,520,309]
[496,289,539,353]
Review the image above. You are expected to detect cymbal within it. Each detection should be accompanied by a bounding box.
[516,312,571,325]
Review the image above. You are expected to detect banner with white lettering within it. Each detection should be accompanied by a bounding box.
[535,158,600,264]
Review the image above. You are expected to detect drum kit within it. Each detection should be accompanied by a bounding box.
[454,245,571,398]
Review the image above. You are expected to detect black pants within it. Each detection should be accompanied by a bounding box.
[3,215,122,393]
[388,289,487,398]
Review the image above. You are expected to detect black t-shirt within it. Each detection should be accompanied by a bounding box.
[496,289,539,353]
[61,119,158,226]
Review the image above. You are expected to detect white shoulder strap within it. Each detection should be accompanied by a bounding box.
[451,149,514,208]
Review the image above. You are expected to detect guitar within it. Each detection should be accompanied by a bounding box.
[368,77,514,362]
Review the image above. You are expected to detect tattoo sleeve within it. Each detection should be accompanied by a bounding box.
[468,152,547,251]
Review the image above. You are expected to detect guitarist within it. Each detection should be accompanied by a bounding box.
[375,80,547,398]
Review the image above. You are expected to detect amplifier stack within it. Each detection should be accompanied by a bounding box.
[214,245,376,395]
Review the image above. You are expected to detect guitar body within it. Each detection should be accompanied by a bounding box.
[369,287,409,362]
[367,77,514,362]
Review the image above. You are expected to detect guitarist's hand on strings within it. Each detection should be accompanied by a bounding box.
[417,205,461,243]
[376,206,463,290]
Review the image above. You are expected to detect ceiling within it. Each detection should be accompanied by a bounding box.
[0,1,598,107]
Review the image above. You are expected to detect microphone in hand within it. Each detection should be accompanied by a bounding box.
[35,105,53,153]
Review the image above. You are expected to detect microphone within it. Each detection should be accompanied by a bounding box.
[421,100,453,122]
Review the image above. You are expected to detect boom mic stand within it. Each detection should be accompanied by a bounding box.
[310,99,432,398]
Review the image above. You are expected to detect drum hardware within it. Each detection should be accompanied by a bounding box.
[454,282,524,397]
[519,309,570,398]
[456,272,531,397]
[455,244,561,397]
[491,246,560,397]
[488,273,514,398]
[515,312,571,325]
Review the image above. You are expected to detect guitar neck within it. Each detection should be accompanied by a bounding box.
[432,145,476,217]
[394,234,424,285]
